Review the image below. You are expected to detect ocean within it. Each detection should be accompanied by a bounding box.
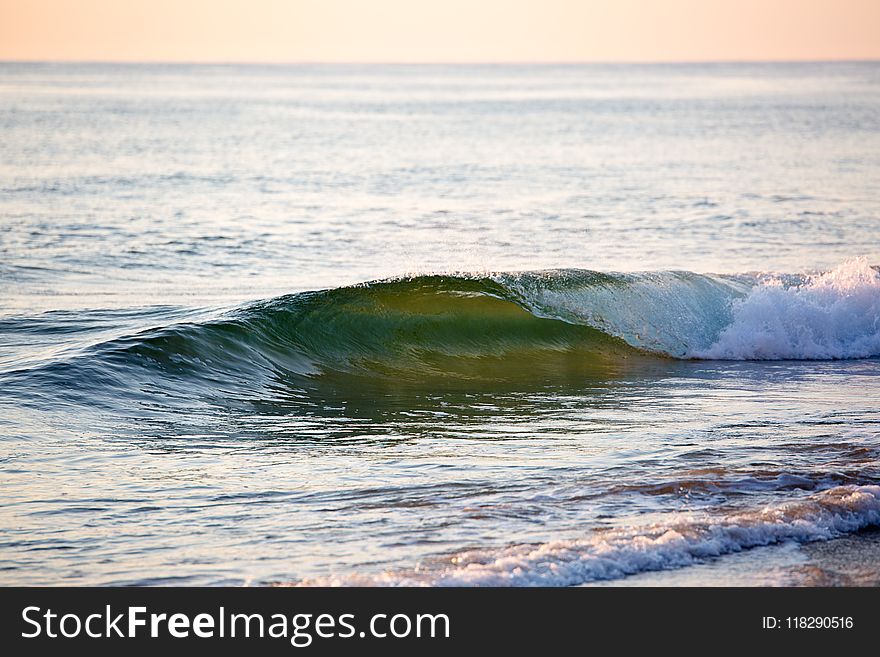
[1,61,879,586]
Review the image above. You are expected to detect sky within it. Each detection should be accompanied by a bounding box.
[1,0,878,63]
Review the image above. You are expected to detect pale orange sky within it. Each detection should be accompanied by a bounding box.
[1,0,878,63]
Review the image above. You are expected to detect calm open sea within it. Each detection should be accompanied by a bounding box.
[1,62,879,585]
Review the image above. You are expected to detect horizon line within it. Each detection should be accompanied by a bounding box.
[2,57,880,67]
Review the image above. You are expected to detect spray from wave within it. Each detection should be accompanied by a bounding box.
[693,257,880,360]
[291,485,880,587]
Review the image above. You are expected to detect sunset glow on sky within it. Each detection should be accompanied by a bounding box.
[1,0,878,63]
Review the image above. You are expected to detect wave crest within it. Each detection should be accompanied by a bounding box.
[10,259,878,394]
[695,257,880,360]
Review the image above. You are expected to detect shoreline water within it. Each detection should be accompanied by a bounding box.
[587,529,880,587]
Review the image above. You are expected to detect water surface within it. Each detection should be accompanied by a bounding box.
[1,62,879,585]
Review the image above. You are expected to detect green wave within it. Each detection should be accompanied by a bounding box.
[11,265,878,407]
[120,274,659,386]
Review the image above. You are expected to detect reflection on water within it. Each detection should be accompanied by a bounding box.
[2,347,878,584]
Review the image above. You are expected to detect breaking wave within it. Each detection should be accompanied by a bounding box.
[5,258,878,393]
[292,485,880,586]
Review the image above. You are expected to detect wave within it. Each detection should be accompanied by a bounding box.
[694,257,880,360]
[105,274,641,387]
[290,485,880,586]
[6,258,879,392]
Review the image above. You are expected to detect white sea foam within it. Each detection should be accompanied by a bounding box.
[293,485,880,586]
[693,258,880,360]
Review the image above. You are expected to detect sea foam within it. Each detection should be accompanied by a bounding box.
[694,257,880,360]
[293,485,880,587]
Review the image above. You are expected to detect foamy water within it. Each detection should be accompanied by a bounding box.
[294,486,880,586]
[697,258,880,360]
